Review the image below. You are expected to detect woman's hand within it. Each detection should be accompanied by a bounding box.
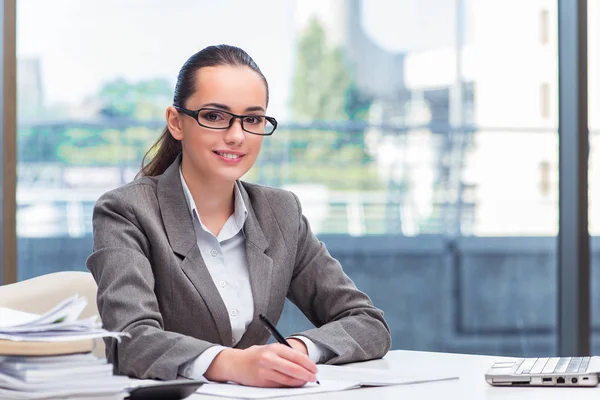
[287,338,309,356]
[205,343,318,387]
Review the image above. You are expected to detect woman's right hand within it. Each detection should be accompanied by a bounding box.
[204,344,318,387]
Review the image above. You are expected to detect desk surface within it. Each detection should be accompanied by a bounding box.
[191,350,600,400]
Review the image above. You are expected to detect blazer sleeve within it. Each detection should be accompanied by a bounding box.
[86,187,216,380]
[286,193,392,364]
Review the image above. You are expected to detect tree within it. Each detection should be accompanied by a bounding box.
[292,18,352,121]
[277,17,379,190]
[96,78,173,120]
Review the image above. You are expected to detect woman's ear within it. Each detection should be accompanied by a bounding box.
[166,106,184,140]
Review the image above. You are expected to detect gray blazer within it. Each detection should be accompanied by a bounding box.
[86,155,391,380]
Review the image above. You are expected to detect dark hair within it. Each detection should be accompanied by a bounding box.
[139,44,269,177]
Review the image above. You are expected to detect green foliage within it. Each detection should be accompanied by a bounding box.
[288,17,380,190]
[97,78,173,120]
[17,78,171,165]
[253,129,382,190]
[293,19,349,121]
[18,125,158,165]
[292,18,372,122]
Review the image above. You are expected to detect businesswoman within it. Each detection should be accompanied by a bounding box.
[87,44,391,387]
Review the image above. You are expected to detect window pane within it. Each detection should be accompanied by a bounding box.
[17,0,558,356]
[589,0,600,354]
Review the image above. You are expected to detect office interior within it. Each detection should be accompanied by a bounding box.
[0,0,597,359]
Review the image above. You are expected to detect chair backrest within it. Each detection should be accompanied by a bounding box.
[0,271,104,357]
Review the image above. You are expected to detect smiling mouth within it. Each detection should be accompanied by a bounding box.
[213,151,244,160]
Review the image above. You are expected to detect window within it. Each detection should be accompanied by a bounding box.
[540,9,550,45]
[588,0,600,354]
[540,82,551,119]
[17,0,559,356]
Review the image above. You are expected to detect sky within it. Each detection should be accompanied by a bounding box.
[17,0,457,120]
[17,0,297,118]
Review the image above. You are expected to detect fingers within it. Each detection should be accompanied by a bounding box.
[272,344,318,374]
[266,353,316,383]
[262,369,310,387]
[258,345,317,383]
[234,344,319,388]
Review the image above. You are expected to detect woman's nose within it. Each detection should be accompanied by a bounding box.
[223,118,246,145]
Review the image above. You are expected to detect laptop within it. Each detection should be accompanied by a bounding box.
[485,357,600,386]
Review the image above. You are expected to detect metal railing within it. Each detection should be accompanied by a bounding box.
[16,187,410,237]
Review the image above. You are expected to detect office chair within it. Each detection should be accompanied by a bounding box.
[0,271,105,357]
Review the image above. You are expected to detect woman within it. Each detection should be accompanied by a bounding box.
[87,44,390,387]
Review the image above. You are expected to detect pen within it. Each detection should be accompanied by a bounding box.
[258,313,320,385]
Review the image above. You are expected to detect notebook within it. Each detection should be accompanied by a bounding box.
[197,365,458,399]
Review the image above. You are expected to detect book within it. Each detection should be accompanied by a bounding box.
[0,354,105,370]
[0,370,130,392]
[1,361,112,383]
[0,353,99,364]
[0,339,94,356]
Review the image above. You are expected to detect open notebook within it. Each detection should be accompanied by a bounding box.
[196,364,458,399]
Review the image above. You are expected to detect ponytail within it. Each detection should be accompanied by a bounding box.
[138,126,182,177]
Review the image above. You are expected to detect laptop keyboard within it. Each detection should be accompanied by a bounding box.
[517,357,590,375]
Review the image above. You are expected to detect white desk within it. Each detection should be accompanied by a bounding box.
[191,350,600,399]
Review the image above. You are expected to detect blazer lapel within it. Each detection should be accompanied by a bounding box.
[236,183,274,348]
[156,154,195,258]
[178,247,232,345]
[157,155,232,345]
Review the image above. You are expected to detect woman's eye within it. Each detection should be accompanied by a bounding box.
[244,116,263,125]
[205,112,222,121]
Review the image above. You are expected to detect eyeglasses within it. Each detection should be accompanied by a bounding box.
[174,106,277,136]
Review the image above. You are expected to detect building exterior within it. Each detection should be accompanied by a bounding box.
[296,0,600,236]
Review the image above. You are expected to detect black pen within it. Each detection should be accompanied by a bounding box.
[258,313,320,385]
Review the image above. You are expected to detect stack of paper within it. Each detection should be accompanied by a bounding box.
[0,295,131,399]
[0,354,130,400]
[0,294,126,346]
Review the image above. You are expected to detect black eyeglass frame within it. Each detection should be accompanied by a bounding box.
[173,106,277,136]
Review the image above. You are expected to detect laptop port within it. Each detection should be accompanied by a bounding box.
[571,377,578,384]
[557,377,565,384]
[542,377,552,383]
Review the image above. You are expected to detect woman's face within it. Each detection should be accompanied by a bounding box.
[170,65,268,184]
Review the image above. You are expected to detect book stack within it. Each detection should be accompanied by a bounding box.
[0,295,131,399]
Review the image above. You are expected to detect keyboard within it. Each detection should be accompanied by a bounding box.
[517,357,590,375]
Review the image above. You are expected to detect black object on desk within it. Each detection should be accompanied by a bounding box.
[258,313,320,385]
[127,380,203,400]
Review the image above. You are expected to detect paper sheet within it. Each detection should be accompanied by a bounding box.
[0,295,129,342]
[195,365,459,399]
[0,295,86,329]
[197,380,356,399]
[0,309,39,329]
[317,365,458,385]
